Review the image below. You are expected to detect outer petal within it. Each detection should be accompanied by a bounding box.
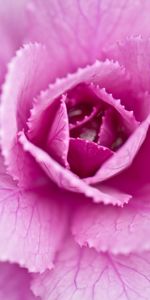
[19,131,131,206]
[32,237,150,300]
[98,109,116,147]
[0,262,36,300]
[72,185,150,254]
[28,0,150,75]
[103,37,150,121]
[0,155,67,272]
[0,43,52,181]
[0,0,29,83]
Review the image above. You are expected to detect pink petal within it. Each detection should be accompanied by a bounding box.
[0,0,29,83]
[28,59,128,142]
[72,185,150,254]
[98,109,117,147]
[32,237,150,300]
[104,37,150,121]
[29,0,150,74]
[90,85,139,134]
[0,155,67,272]
[46,95,69,168]
[68,138,113,178]
[19,131,131,206]
[0,262,36,300]
[69,104,99,131]
[0,43,52,180]
[85,115,150,184]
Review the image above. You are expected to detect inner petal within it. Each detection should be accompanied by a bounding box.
[98,109,128,151]
[98,109,116,147]
[46,95,70,168]
[89,84,139,134]
[68,138,113,178]
[68,102,93,125]
[70,117,101,142]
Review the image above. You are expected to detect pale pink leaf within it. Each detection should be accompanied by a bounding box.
[72,185,150,254]
[0,155,67,272]
[32,237,150,300]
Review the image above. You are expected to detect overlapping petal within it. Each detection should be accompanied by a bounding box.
[0,43,52,181]
[28,59,129,142]
[85,115,150,184]
[28,0,150,75]
[46,95,70,168]
[32,237,150,300]
[68,138,113,178]
[72,185,150,254]
[0,155,67,272]
[103,37,150,121]
[19,131,131,206]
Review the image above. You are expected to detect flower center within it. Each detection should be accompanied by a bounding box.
[66,91,128,152]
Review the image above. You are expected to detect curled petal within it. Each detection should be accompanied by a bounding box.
[69,105,99,131]
[28,59,128,142]
[0,43,52,180]
[90,84,139,134]
[0,154,67,272]
[98,109,116,147]
[0,0,29,83]
[19,131,131,206]
[46,95,70,168]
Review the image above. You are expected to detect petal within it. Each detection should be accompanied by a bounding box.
[72,185,150,254]
[46,95,69,168]
[29,0,150,75]
[19,131,131,206]
[98,109,117,147]
[32,237,150,300]
[0,155,67,272]
[85,115,150,184]
[103,37,150,121]
[0,262,36,300]
[0,0,29,83]
[0,43,52,180]
[105,127,150,195]
[28,59,128,142]
[68,138,113,178]
[89,85,139,134]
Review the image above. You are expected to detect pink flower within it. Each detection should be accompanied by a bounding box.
[0,1,150,299]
